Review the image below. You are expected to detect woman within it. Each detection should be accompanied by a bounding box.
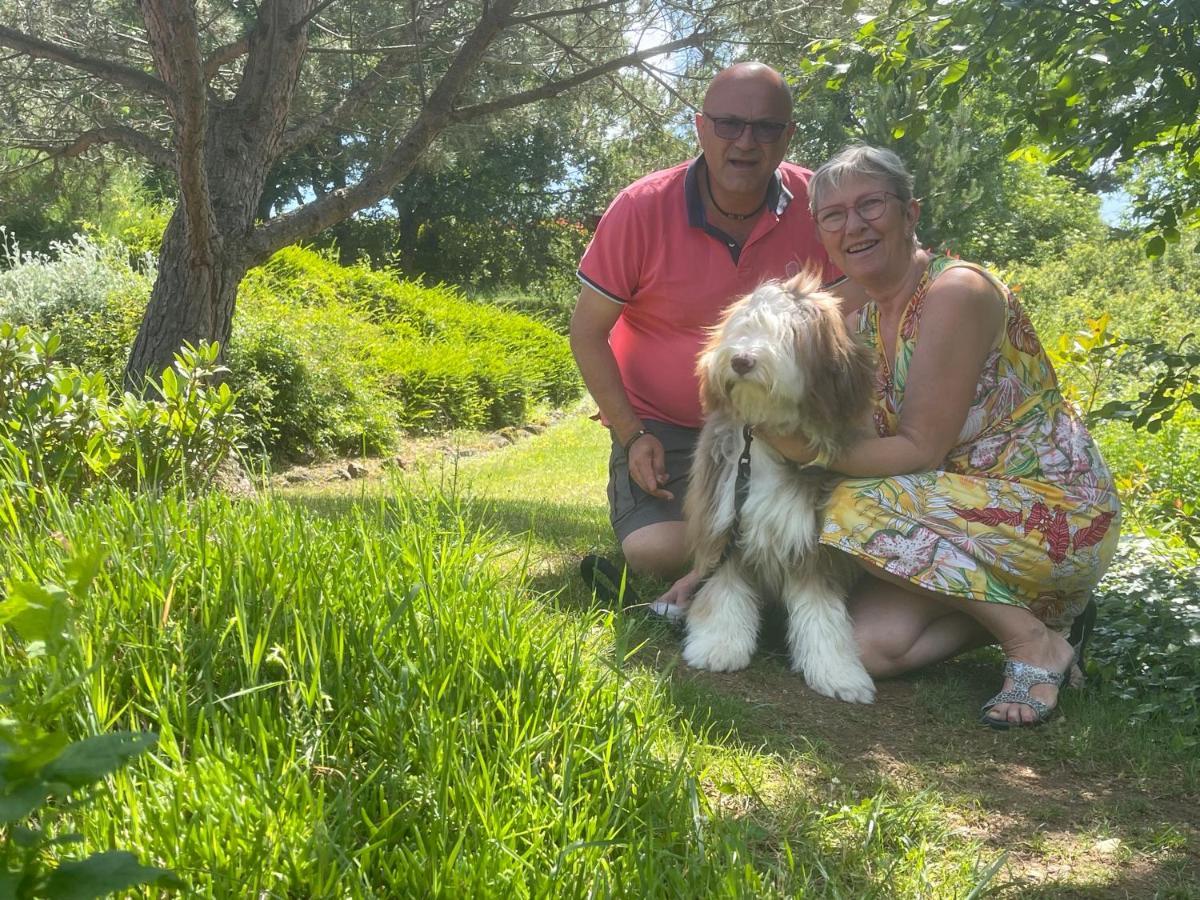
[666,144,1121,728]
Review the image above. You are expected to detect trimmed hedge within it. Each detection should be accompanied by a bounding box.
[236,247,581,455]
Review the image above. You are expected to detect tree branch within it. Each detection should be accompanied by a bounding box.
[296,0,342,32]
[280,2,456,154]
[139,0,214,262]
[203,36,250,79]
[278,51,408,155]
[0,24,172,100]
[250,0,521,261]
[449,31,709,123]
[509,0,623,26]
[14,126,175,170]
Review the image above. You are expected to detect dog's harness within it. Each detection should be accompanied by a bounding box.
[714,424,755,569]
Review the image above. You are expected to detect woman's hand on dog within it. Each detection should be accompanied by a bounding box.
[628,435,674,499]
[753,428,820,466]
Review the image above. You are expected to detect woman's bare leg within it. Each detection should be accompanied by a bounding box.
[850,562,1077,726]
[848,575,991,677]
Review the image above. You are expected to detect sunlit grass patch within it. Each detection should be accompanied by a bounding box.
[0,472,1005,896]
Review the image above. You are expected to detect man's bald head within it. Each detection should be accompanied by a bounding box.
[703,63,793,121]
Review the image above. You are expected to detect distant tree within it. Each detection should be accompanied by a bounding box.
[720,4,1105,264]
[0,0,734,386]
[809,0,1199,255]
[0,151,147,255]
[314,101,693,292]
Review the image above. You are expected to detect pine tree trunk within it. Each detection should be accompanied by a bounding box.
[123,206,247,388]
[124,0,311,389]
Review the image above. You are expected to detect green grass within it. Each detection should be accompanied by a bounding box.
[4,413,1198,896]
[1,453,996,897]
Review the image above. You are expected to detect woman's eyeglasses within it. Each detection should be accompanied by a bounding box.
[814,191,902,232]
[703,113,791,144]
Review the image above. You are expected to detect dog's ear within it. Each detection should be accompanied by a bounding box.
[684,423,732,573]
[799,294,876,436]
[696,341,724,414]
[697,295,746,413]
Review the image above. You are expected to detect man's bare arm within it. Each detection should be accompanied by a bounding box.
[568,285,672,499]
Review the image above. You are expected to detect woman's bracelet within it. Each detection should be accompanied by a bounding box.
[809,446,834,469]
[623,428,649,456]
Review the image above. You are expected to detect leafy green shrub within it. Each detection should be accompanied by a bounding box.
[228,296,399,456]
[1092,411,1200,553]
[1,236,582,462]
[0,551,180,896]
[80,180,171,262]
[947,160,1108,266]
[235,246,582,456]
[1004,235,1200,348]
[0,232,149,386]
[0,325,242,497]
[1009,237,1200,548]
[1091,545,1200,743]
[480,287,576,335]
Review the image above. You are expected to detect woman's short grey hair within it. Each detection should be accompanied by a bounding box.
[809,144,916,213]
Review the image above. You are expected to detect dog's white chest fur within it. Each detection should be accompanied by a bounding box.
[709,433,822,584]
[740,443,822,571]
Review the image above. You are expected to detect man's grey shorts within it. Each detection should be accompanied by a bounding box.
[607,419,699,543]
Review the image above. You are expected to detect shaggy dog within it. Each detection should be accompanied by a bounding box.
[682,272,878,703]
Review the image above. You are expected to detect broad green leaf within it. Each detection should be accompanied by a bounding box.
[1001,126,1024,153]
[1051,72,1077,96]
[13,824,42,848]
[43,851,181,899]
[0,783,49,824]
[158,366,178,400]
[940,58,969,86]
[41,732,157,790]
[64,550,106,599]
[0,581,70,644]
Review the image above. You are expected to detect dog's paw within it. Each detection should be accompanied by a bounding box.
[800,662,876,704]
[683,633,753,672]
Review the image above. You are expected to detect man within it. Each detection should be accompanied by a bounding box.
[570,62,840,615]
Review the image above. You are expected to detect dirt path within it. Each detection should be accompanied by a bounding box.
[633,630,1200,898]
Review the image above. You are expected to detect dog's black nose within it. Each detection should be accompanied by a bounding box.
[731,353,755,375]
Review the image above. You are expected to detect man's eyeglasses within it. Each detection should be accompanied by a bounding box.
[814,191,902,232]
[702,113,791,144]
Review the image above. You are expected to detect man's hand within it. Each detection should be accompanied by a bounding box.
[626,432,674,500]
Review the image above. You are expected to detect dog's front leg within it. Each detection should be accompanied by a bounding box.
[782,569,876,703]
[682,562,760,672]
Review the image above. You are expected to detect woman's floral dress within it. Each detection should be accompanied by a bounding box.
[819,256,1121,632]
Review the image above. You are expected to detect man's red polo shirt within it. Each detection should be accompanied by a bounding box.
[577,157,834,429]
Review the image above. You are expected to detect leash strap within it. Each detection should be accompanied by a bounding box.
[733,424,753,525]
[708,424,754,572]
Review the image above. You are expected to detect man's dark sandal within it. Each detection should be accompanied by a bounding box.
[579,555,642,608]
